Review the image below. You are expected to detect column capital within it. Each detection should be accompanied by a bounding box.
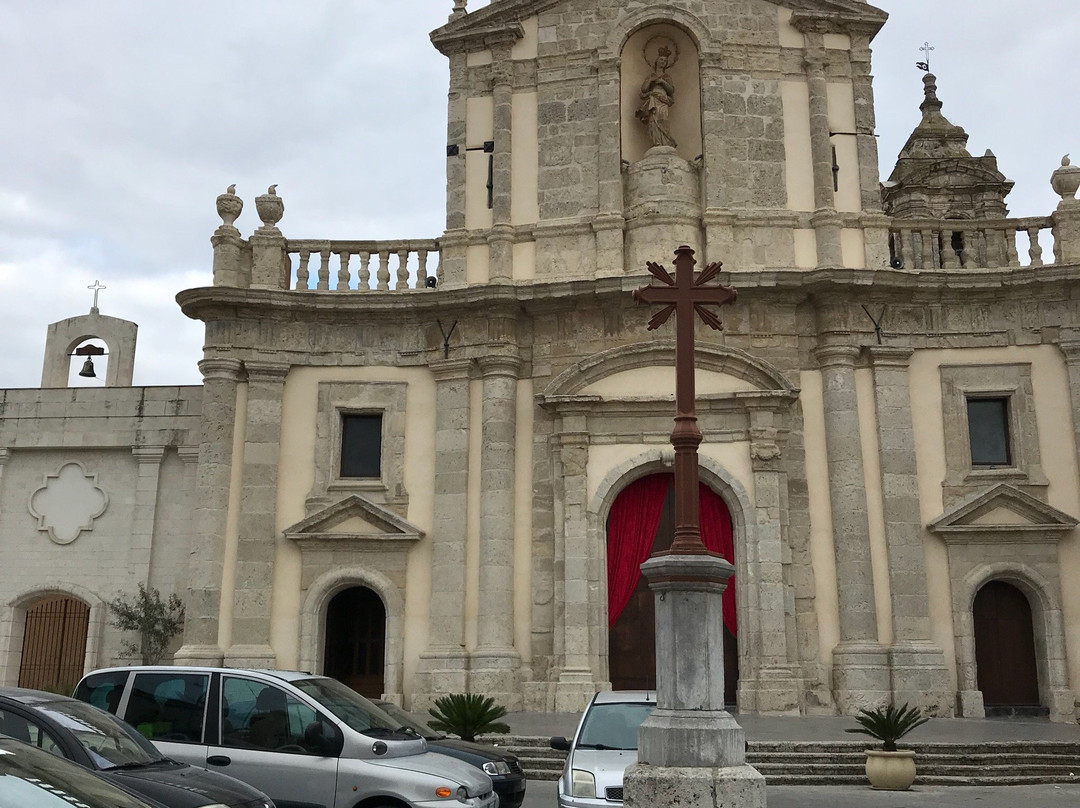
[198,357,244,382]
[132,446,167,464]
[177,446,201,464]
[477,355,522,378]
[814,344,860,369]
[0,448,10,467]
[1060,339,1080,363]
[430,358,474,382]
[864,345,914,369]
[243,360,291,383]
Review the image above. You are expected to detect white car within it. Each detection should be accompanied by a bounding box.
[550,691,655,807]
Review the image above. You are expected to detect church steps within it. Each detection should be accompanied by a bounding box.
[489,736,1080,783]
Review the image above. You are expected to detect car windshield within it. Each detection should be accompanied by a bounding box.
[291,678,401,736]
[34,699,163,770]
[576,702,655,751]
[0,741,156,808]
[373,700,442,739]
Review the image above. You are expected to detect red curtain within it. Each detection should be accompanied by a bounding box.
[606,475,670,627]
[699,482,737,635]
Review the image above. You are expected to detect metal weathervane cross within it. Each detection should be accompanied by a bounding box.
[88,280,106,313]
[633,245,737,555]
[916,41,934,73]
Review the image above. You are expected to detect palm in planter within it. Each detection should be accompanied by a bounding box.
[845,703,929,790]
[428,694,510,743]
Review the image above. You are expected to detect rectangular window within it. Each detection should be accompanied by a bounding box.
[967,397,1011,466]
[340,414,382,478]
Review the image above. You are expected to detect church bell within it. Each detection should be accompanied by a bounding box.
[78,357,97,378]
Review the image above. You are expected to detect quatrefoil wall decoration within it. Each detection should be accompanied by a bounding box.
[28,462,109,545]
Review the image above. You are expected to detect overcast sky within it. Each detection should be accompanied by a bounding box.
[1,0,1077,389]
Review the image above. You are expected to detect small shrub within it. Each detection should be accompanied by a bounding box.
[108,584,185,665]
[428,694,510,742]
[845,702,930,751]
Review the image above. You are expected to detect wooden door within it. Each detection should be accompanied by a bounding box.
[607,481,740,704]
[18,595,90,691]
[323,587,386,698]
[974,580,1040,707]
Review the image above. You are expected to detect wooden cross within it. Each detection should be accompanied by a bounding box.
[634,245,737,555]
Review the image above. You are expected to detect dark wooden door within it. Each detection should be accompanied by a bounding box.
[607,481,739,704]
[19,595,89,691]
[974,580,1040,707]
[323,587,386,698]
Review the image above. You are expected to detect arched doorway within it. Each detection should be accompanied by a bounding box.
[18,595,90,691]
[607,473,738,704]
[974,580,1040,712]
[323,587,386,698]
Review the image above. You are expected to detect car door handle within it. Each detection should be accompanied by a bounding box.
[207,755,231,767]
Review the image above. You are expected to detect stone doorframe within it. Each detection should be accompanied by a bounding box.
[953,562,1073,721]
[539,341,802,712]
[0,583,105,687]
[298,566,406,706]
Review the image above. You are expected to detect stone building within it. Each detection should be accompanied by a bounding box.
[4,0,1080,721]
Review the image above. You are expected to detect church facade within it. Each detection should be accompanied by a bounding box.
[4,0,1080,722]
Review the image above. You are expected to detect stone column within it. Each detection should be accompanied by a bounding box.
[212,186,249,288]
[130,447,166,586]
[1060,341,1080,491]
[741,405,801,714]
[815,344,889,711]
[175,358,244,666]
[866,346,952,715]
[595,56,625,277]
[440,50,469,289]
[224,360,289,668]
[552,418,598,712]
[414,359,473,708]
[850,34,890,268]
[488,46,515,283]
[1051,156,1080,264]
[250,188,288,290]
[471,355,522,708]
[700,52,736,266]
[804,41,843,269]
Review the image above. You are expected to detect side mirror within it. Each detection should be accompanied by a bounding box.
[550,736,571,751]
[303,719,344,757]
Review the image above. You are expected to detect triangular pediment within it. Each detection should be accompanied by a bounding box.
[431,0,886,53]
[928,484,1077,543]
[284,495,423,547]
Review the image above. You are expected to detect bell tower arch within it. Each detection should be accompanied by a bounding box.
[41,311,137,387]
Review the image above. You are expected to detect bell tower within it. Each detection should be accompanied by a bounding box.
[40,289,137,387]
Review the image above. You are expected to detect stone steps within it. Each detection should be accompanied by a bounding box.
[486,736,1080,784]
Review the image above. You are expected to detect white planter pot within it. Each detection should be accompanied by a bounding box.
[864,749,916,790]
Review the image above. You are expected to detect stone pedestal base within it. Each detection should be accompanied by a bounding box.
[832,640,890,713]
[223,644,276,669]
[173,644,224,667]
[957,689,984,718]
[888,641,954,716]
[470,648,522,711]
[412,650,470,711]
[740,666,802,715]
[553,668,599,712]
[624,763,766,808]
[1050,688,1077,723]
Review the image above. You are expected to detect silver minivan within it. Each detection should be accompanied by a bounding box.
[73,666,496,808]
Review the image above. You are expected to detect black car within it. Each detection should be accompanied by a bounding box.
[0,688,274,808]
[0,735,163,808]
[372,699,527,808]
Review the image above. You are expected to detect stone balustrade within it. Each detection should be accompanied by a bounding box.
[888,217,1055,270]
[286,239,440,291]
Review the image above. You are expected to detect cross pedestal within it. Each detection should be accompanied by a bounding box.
[625,246,766,808]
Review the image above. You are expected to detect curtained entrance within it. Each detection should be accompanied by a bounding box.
[974,580,1041,710]
[606,473,738,703]
[323,586,386,698]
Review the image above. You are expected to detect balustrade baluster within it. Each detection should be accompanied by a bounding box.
[1006,228,1020,266]
[338,251,351,290]
[396,248,410,290]
[1028,227,1044,267]
[919,229,935,269]
[377,251,391,290]
[358,252,371,290]
[901,229,914,269]
[942,230,960,269]
[296,249,311,290]
[317,249,331,290]
[417,249,430,288]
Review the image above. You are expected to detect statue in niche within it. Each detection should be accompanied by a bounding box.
[636,38,679,149]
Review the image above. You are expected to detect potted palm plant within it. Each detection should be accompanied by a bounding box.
[845,702,929,790]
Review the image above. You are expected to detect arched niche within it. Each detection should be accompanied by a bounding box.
[621,22,702,164]
[41,313,137,388]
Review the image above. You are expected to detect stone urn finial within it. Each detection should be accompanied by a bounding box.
[216,184,243,229]
[1051,154,1080,202]
[255,184,285,230]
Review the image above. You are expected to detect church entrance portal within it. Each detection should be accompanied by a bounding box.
[18,595,90,691]
[974,580,1041,712]
[323,586,386,698]
[606,473,738,704]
